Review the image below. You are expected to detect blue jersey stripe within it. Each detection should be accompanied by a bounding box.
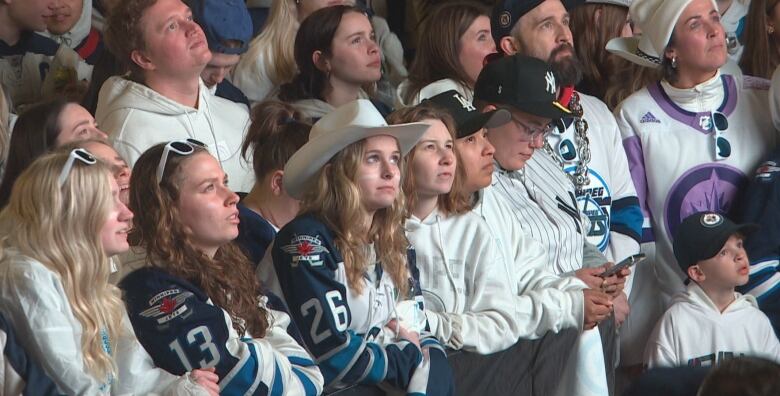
[361,343,387,384]
[270,361,284,396]
[292,366,319,396]
[221,340,260,395]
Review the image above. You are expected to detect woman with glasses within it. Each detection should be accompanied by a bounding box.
[118,140,324,395]
[0,148,220,395]
[608,0,778,369]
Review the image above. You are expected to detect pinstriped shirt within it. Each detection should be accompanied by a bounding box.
[487,150,588,275]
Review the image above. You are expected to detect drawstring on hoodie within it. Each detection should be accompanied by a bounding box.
[182,96,224,167]
[433,213,460,312]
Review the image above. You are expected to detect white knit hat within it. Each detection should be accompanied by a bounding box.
[605,0,718,68]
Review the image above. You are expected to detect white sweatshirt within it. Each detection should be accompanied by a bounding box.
[42,0,91,50]
[645,283,780,367]
[0,249,208,395]
[405,209,520,354]
[95,76,254,192]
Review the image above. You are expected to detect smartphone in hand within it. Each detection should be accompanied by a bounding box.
[599,253,646,278]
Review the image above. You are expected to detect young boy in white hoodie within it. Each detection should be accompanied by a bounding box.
[645,212,780,367]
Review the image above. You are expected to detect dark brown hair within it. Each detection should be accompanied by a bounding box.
[387,105,471,216]
[278,5,368,102]
[403,2,489,104]
[241,100,310,180]
[104,0,157,80]
[570,3,630,99]
[740,0,780,79]
[0,98,71,208]
[129,143,269,337]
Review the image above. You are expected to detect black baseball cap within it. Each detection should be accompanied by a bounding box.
[491,0,585,47]
[673,212,758,273]
[474,54,571,120]
[421,90,511,139]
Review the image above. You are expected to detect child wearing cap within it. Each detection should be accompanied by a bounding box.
[259,100,454,394]
[645,212,780,368]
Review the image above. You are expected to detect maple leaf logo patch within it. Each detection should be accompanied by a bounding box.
[282,235,329,267]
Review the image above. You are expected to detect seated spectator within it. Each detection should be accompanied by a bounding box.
[0,99,107,208]
[119,140,325,394]
[236,100,309,264]
[397,1,495,105]
[43,0,105,64]
[62,138,131,205]
[188,0,252,108]
[259,100,454,394]
[569,0,634,101]
[0,148,219,394]
[646,212,780,367]
[739,0,780,79]
[389,103,520,355]
[99,0,254,192]
[278,5,389,119]
[0,0,92,110]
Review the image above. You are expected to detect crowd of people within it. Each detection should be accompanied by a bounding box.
[2,0,780,395]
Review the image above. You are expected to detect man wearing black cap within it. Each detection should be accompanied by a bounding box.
[474,53,623,395]
[492,0,642,332]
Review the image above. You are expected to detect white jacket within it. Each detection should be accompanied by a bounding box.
[405,209,520,354]
[645,283,780,367]
[42,0,91,50]
[0,249,208,395]
[473,188,587,336]
[95,76,254,192]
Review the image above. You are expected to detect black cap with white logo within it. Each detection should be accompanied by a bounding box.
[491,0,585,47]
[673,212,759,273]
[421,90,511,139]
[474,54,571,120]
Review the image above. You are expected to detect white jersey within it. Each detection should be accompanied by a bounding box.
[548,92,641,292]
[490,151,589,275]
[721,0,748,63]
[616,72,777,300]
[645,283,780,367]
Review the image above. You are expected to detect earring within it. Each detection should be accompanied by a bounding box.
[769,25,776,34]
[671,56,678,69]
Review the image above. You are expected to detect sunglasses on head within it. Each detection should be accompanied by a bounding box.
[156,138,207,184]
[58,148,97,187]
[710,111,730,161]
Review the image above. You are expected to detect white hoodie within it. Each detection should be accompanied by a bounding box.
[95,76,254,192]
[42,0,91,50]
[405,209,521,354]
[645,282,780,368]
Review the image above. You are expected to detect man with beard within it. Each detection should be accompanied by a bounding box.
[486,0,643,394]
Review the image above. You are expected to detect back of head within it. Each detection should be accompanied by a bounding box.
[739,0,780,79]
[129,142,269,337]
[104,0,158,81]
[242,100,310,181]
[404,1,489,103]
[0,98,71,208]
[0,148,122,381]
[278,5,367,102]
[698,357,780,396]
[253,0,300,86]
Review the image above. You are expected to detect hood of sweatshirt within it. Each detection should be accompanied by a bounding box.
[672,282,758,316]
[43,0,92,49]
[96,76,214,119]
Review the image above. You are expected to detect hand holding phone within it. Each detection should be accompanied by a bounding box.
[599,253,646,278]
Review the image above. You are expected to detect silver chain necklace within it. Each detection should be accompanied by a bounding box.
[544,91,591,194]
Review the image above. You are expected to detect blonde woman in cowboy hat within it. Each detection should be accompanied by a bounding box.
[607,0,778,371]
[258,99,455,395]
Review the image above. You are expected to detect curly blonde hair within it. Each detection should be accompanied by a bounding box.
[299,140,410,296]
[0,150,123,382]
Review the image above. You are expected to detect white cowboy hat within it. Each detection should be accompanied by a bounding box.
[605,0,717,68]
[585,0,632,7]
[284,99,430,199]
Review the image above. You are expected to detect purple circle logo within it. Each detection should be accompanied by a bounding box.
[664,164,747,239]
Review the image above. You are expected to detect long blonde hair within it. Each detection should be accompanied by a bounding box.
[251,0,300,87]
[299,140,410,296]
[0,150,123,382]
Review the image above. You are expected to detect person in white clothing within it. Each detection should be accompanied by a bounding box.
[646,212,780,367]
[0,148,219,395]
[397,2,495,106]
[608,0,778,367]
[99,0,254,192]
[42,0,105,64]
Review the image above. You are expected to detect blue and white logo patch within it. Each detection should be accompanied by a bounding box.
[281,235,329,267]
[565,167,612,251]
[755,160,780,182]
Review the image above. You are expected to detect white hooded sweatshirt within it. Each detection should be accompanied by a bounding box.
[405,209,522,354]
[42,0,91,51]
[95,76,254,192]
[645,282,780,368]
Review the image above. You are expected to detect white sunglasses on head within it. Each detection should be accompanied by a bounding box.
[156,138,208,184]
[58,148,97,187]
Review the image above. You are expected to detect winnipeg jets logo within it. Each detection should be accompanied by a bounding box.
[282,235,330,267]
[453,93,476,112]
[700,213,723,227]
[140,290,193,324]
[545,71,556,94]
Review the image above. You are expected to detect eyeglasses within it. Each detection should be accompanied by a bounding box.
[156,138,207,183]
[58,148,97,187]
[709,111,730,160]
[506,111,557,142]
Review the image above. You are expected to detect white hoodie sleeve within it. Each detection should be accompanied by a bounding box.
[644,311,680,368]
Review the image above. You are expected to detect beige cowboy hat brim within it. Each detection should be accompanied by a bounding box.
[606,36,662,69]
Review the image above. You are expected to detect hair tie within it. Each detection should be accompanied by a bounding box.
[283,116,298,125]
